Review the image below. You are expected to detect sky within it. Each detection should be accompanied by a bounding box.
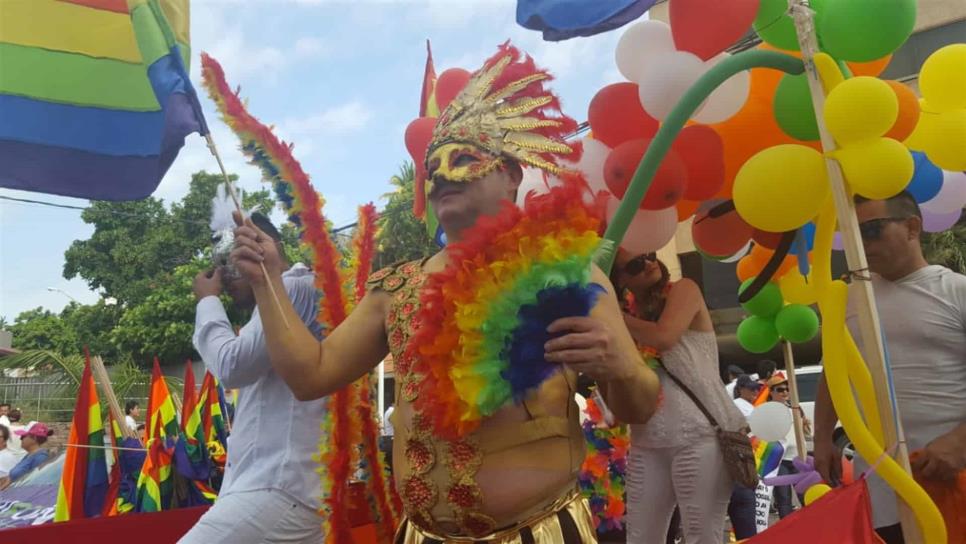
[0,0,629,321]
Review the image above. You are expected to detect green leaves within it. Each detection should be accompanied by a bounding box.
[377,162,438,267]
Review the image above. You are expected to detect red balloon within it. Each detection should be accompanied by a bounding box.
[673,125,725,201]
[692,199,753,256]
[404,117,436,164]
[670,0,761,60]
[435,68,471,111]
[604,139,688,210]
[588,83,659,149]
[752,229,784,249]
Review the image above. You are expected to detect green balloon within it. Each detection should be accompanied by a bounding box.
[739,278,784,317]
[754,0,827,51]
[737,316,780,354]
[774,74,819,141]
[818,0,916,62]
[776,304,820,343]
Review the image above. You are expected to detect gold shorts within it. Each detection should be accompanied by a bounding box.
[394,490,597,544]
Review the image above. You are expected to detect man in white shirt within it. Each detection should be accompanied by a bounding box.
[180,213,326,544]
[732,374,760,417]
[814,193,966,544]
[124,400,141,433]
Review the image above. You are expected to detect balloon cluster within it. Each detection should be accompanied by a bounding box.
[736,277,819,354]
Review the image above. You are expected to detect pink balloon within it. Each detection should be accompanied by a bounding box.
[922,208,963,233]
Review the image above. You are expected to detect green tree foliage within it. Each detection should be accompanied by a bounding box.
[923,213,966,274]
[376,162,438,268]
[9,308,78,355]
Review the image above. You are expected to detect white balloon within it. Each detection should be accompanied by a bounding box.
[615,20,675,84]
[692,53,751,124]
[516,167,549,206]
[562,138,612,195]
[921,170,966,214]
[638,51,707,121]
[607,197,678,253]
[748,401,794,442]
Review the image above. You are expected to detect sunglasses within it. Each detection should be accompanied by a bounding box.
[858,217,908,241]
[624,253,657,276]
[772,386,789,393]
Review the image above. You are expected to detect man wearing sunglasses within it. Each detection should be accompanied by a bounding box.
[813,192,966,544]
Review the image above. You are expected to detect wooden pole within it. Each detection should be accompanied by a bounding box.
[781,342,807,461]
[786,2,920,542]
[90,356,140,444]
[204,132,291,329]
[171,392,183,420]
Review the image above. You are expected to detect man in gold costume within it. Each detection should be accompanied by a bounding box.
[230,43,660,543]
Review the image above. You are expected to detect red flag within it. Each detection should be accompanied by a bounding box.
[181,361,197,427]
[747,479,884,543]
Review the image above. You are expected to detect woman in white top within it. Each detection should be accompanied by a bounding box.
[612,249,746,544]
[0,425,23,477]
[766,372,812,518]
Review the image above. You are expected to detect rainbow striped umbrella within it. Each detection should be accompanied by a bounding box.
[0,0,206,200]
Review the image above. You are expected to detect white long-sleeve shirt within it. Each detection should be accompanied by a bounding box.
[193,263,325,509]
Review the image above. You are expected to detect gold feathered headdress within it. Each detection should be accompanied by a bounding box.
[414,42,582,217]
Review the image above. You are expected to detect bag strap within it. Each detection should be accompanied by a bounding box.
[659,362,721,431]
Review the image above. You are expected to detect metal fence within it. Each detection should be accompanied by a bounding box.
[0,378,148,423]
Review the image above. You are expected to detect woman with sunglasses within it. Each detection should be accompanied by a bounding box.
[611,249,746,544]
[767,372,812,518]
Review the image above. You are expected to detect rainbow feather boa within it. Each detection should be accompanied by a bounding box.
[201,55,400,543]
[407,182,608,439]
[579,394,629,533]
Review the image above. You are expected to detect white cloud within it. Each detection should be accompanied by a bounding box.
[282,101,375,135]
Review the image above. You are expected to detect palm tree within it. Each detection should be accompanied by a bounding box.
[0,349,183,422]
[376,162,439,268]
[922,212,966,274]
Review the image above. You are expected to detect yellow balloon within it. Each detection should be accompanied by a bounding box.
[924,109,966,171]
[824,77,898,145]
[833,138,914,200]
[902,100,939,152]
[804,483,832,506]
[779,272,817,305]
[919,43,966,112]
[734,145,830,233]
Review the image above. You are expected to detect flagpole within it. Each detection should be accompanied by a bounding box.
[204,133,291,329]
[787,2,919,542]
[378,360,386,429]
[781,342,807,461]
[90,356,141,444]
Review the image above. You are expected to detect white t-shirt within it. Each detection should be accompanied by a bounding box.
[383,406,394,437]
[0,447,24,477]
[848,266,966,527]
[125,415,138,432]
[734,397,755,418]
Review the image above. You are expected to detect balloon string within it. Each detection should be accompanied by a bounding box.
[599,49,805,272]
[693,200,736,225]
[738,230,796,303]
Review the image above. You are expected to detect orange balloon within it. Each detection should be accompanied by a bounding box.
[884,80,920,142]
[736,255,757,282]
[745,243,803,280]
[676,199,701,222]
[847,54,892,77]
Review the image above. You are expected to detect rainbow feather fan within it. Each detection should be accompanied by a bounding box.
[407,181,608,439]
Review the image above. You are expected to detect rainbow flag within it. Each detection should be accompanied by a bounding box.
[146,357,180,441]
[134,417,175,512]
[174,364,211,487]
[181,360,197,425]
[101,414,122,516]
[752,437,785,477]
[0,0,206,200]
[54,354,109,521]
[414,40,442,243]
[200,372,228,452]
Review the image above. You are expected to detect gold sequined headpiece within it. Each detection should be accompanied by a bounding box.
[414,42,582,217]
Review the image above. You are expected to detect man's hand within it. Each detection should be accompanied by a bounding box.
[193,268,223,301]
[545,316,634,381]
[230,211,283,286]
[912,425,966,481]
[813,436,843,486]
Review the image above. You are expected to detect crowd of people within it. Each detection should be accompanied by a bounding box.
[0,404,55,490]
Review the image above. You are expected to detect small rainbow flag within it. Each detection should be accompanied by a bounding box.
[752,437,785,477]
